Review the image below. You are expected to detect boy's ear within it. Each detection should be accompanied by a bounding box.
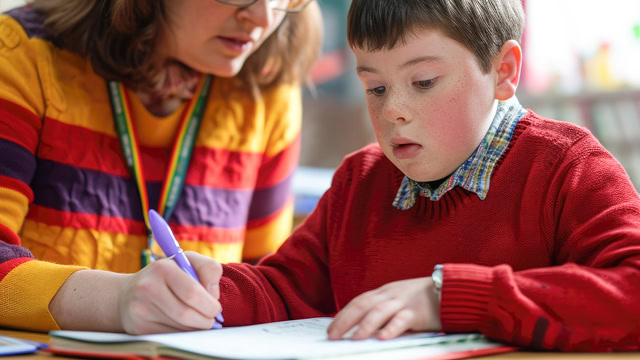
[494,40,522,101]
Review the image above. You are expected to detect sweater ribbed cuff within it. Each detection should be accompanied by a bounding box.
[440,263,494,333]
[0,260,86,332]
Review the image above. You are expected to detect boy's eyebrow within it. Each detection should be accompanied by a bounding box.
[399,55,442,70]
[356,56,442,74]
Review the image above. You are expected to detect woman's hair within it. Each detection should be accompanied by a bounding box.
[29,0,323,91]
[347,0,524,74]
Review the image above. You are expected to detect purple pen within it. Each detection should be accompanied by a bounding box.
[148,209,224,328]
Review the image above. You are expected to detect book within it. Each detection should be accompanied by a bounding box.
[48,317,516,360]
[0,335,42,356]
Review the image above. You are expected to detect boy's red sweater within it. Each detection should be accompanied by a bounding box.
[221,112,640,351]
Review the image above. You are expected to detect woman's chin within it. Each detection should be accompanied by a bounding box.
[190,60,245,78]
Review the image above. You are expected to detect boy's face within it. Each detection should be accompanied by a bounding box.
[353,29,499,182]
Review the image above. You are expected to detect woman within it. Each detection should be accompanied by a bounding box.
[0,0,321,333]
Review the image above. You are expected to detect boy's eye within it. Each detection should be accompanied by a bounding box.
[414,78,437,89]
[366,86,386,96]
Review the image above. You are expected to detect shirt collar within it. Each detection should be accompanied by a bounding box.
[393,96,527,210]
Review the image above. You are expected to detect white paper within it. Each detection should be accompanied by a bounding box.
[51,317,489,360]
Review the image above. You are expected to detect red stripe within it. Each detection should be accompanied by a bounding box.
[255,134,300,189]
[38,118,264,188]
[188,146,261,189]
[0,98,42,153]
[0,257,33,283]
[25,205,245,243]
[26,204,147,236]
[0,174,34,202]
[0,223,22,246]
[171,224,245,244]
[38,117,132,177]
[419,346,518,360]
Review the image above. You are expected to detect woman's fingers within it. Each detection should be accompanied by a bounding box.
[119,257,221,334]
[151,268,218,330]
[185,251,223,300]
[159,258,220,319]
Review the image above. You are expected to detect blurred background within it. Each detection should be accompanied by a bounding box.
[297,0,640,217]
[2,0,639,219]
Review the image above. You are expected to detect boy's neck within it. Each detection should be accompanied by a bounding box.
[426,176,450,190]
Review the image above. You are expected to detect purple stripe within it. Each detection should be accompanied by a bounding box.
[247,175,293,220]
[0,138,36,185]
[31,158,270,229]
[0,242,33,263]
[5,6,61,46]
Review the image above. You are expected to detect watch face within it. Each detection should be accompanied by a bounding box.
[432,266,443,290]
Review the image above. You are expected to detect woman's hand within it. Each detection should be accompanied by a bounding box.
[327,277,441,340]
[50,251,223,334]
[118,251,223,334]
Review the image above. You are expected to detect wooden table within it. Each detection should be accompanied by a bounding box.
[2,328,638,359]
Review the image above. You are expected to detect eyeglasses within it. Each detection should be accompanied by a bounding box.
[216,0,314,13]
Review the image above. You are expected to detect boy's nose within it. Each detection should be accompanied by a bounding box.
[383,96,411,124]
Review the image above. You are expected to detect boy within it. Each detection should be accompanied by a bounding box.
[213,0,640,350]
[120,0,640,351]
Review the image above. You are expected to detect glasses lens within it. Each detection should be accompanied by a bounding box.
[217,0,312,12]
[218,0,254,5]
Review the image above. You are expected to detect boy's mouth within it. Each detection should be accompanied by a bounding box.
[391,138,422,159]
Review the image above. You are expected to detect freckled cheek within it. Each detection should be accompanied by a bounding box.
[426,98,473,147]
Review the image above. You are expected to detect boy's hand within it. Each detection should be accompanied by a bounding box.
[118,251,223,334]
[327,277,441,340]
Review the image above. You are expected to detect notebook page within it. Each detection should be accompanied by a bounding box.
[143,318,479,360]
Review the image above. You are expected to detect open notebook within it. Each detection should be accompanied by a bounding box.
[48,317,516,360]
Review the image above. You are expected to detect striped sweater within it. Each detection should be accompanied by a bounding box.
[0,7,300,331]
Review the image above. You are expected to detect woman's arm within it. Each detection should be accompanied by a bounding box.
[48,252,223,334]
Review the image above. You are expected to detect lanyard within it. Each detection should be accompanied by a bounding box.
[107,75,213,267]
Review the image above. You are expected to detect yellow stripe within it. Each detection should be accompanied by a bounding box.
[0,187,29,233]
[180,240,245,264]
[242,200,294,260]
[0,260,85,332]
[20,219,252,269]
[196,82,302,154]
[260,85,302,157]
[0,16,46,119]
[20,220,147,273]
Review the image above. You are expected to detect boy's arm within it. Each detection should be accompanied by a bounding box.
[220,188,337,325]
[440,135,640,351]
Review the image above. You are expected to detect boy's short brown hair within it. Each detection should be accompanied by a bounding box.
[347,0,525,74]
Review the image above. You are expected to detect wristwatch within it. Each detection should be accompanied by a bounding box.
[431,264,444,301]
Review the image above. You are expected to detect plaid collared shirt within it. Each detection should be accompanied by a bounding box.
[393,97,527,210]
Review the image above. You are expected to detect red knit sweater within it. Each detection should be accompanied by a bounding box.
[220,112,640,351]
